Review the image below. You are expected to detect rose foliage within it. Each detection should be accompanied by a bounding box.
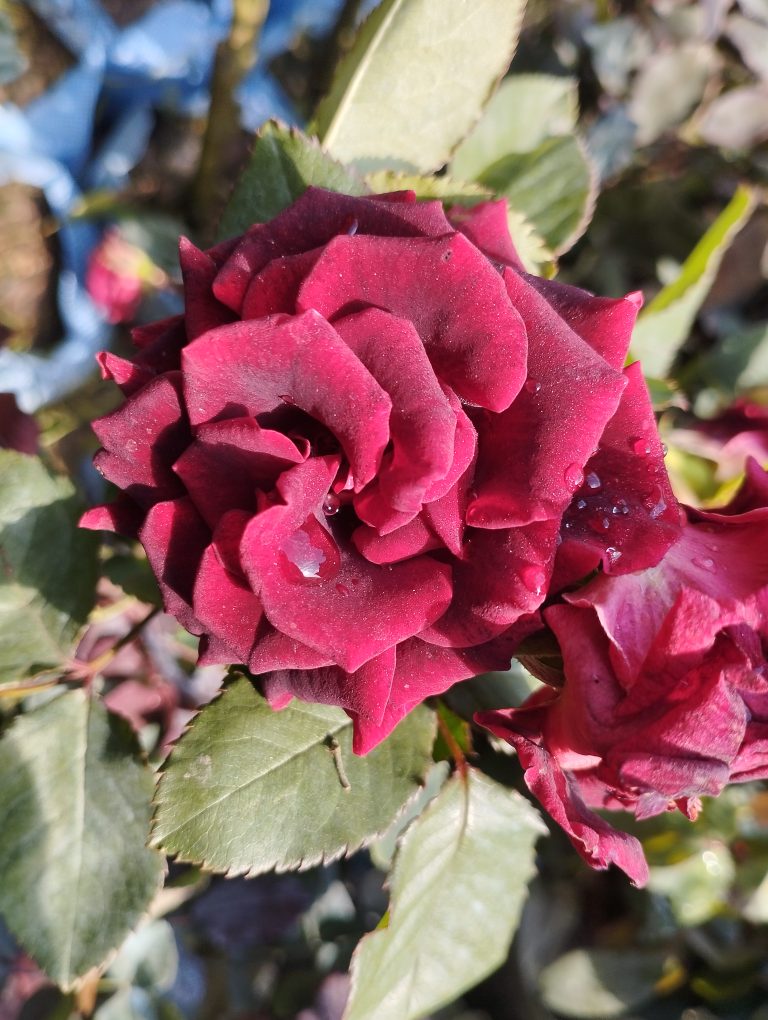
[82,186,768,884]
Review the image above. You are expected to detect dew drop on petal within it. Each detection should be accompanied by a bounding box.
[611,499,629,516]
[280,519,340,582]
[588,514,611,533]
[524,378,542,395]
[279,393,296,405]
[322,493,341,516]
[693,556,716,572]
[564,463,585,491]
[605,546,622,566]
[335,583,350,596]
[631,437,651,456]
[576,498,587,511]
[521,565,547,596]
[585,471,602,490]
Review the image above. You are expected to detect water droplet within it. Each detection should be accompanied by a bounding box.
[576,498,587,511]
[611,499,629,516]
[631,437,651,456]
[279,393,296,405]
[125,438,138,453]
[280,519,340,582]
[521,565,547,596]
[662,443,669,456]
[585,471,602,490]
[346,218,359,236]
[693,556,716,572]
[524,378,542,395]
[322,493,341,516]
[605,547,622,566]
[564,463,584,491]
[335,583,350,596]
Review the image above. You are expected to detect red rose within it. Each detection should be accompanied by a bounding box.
[82,187,660,752]
[480,459,768,886]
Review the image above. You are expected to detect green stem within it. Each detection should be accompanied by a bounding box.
[192,0,270,240]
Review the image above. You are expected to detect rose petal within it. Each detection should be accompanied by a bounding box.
[213,187,453,312]
[80,497,144,537]
[467,269,626,527]
[421,518,559,647]
[448,199,524,269]
[173,417,305,527]
[526,276,642,370]
[249,623,334,672]
[132,315,187,374]
[297,233,528,412]
[241,458,453,672]
[93,372,190,507]
[262,647,396,725]
[138,497,209,634]
[192,544,264,662]
[179,237,236,340]
[96,352,154,396]
[352,516,441,564]
[558,363,682,575]
[182,311,392,490]
[333,307,457,527]
[241,249,323,319]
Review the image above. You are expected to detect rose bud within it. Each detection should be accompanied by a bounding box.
[81,187,666,752]
[479,458,768,886]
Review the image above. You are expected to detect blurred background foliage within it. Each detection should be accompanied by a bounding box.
[1,0,768,1017]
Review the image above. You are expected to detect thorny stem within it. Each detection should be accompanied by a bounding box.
[192,0,270,240]
[437,710,468,779]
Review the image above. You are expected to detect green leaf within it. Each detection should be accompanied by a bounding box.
[0,451,98,682]
[151,678,436,875]
[450,73,579,181]
[344,769,545,1020]
[630,185,757,378]
[217,121,367,241]
[647,843,735,927]
[538,948,682,1019]
[0,11,26,85]
[312,0,527,174]
[477,135,597,255]
[0,692,163,988]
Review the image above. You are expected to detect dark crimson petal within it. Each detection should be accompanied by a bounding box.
[248,623,334,672]
[567,513,768,684]
[423,388,477,502]
[262,647,396,725]
[421,455,476,556]
[296,233,528,412]
[198,633,240,665]
[478,708,649,886]
[96,352,153,396]
[182,311,392,491]
[132,316,187,375]
[467,268,626,527]
[241,250,322,319]
[79,497,144,537]
[92,372,190,508]
[421,518,559,648]
[448,199,524,269]
[526,277,642,371]
[213,187,453,312]
[348,701,415,755]
[241,457,452,672]
[179,237,236,341]
[192,544,264,663]
[0,393,38,454]
[173,417,305,527]
[334,308,456,527]
[138,497,209,634]
[352,516,441,564]
[559,363,682,575]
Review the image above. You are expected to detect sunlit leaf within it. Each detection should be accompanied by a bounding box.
[0,451,98,682]
[313,0,527,173]
[151,678,436,875]
[451,73,578,180]
[344,769,545,1020]
[0,692,163,988]
[630,186,756,378]
[218,121,366,240]
[477,134,597,255]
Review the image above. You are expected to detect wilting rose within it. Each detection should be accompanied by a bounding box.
[480,459,768,886]
[81,186,671,752]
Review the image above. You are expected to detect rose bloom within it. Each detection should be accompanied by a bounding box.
[81,187,672,752]
[480,458,768,886]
